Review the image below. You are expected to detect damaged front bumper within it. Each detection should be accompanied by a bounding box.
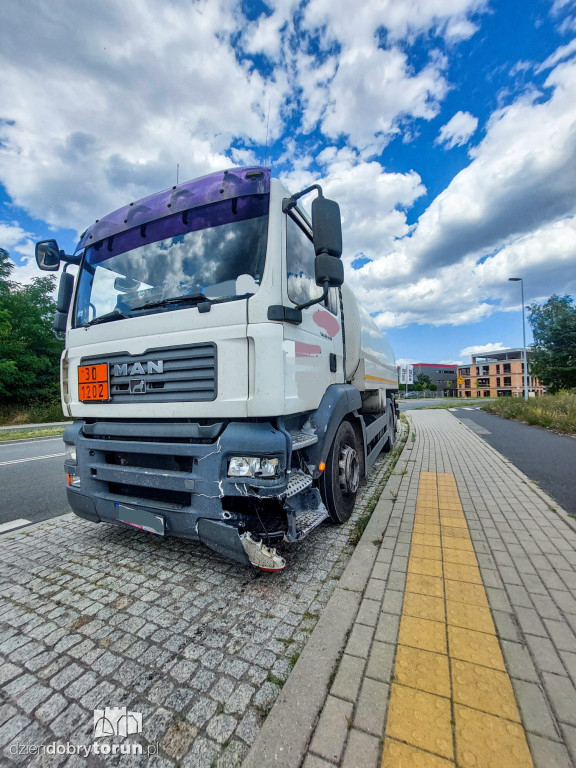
[63,419,296,568]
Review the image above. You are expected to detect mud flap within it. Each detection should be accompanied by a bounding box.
[197,518,251,566]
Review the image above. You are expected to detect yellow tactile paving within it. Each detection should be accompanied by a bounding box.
[382,471,533,768]
[451,660,521,722]
[394,646,450,698]
[403,592,445,623]
[405,573,444,598]
[448,625,506,670]
[382,739,455,768]
[398,615,447,654]
[454,705,533,768]
[387,684,454,760]
[445,600,495,634]
[407,556,443,578]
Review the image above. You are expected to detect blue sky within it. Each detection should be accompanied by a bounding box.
[1,0,575,364]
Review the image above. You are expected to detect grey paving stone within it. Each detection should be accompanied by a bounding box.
[302,755,334,768]
[545,619,576,653]
[375,612,400,645]
[561,722,576,766]
[492,610,521,642]
[515,607,548,638]
[345,623,374,659]
[501,640,539,683]
[353,678,389,737]
[364,578,387,603]
[366,641,395,684]
[386,571,407,591]
[309,695,353,764]
[330,654,365,702]
[543,672,576,726]
[0,715,30,748]
[356,598,381,627]
[342,728,380,768]
[485,587,512,613]
[513,679,561,741]
[528,733,574,768]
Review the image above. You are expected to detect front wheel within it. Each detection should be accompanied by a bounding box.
[320,420,360,524]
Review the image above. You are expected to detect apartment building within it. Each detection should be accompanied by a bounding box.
[398,363,458,395]
[457,348,544,398]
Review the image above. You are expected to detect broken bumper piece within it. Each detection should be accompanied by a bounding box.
[240,532,286,572]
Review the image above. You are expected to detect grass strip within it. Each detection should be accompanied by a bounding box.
[481,390,576,435]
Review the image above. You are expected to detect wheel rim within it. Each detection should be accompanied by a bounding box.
[338,444,359,495]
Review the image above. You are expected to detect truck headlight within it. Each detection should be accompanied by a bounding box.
[65,443,77,462]
[228,457,279,478]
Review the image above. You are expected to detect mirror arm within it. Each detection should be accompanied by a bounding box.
[295,281,329,312]
[282,183,323,214]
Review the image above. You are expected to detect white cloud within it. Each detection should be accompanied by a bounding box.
[0,0,286,232]
[383,58,576,280]
[0,222,41,284]
[459,342,507,357]
[537,38,576,71]
[436,111,478,148]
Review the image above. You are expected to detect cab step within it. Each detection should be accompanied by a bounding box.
[290,431,318,450]
[284,470,313,498]
[285,487,329,542]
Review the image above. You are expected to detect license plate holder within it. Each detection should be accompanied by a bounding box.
[116,504,165,536]
[78,363,110,402]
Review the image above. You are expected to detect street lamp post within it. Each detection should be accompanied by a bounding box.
[508,277,529,401]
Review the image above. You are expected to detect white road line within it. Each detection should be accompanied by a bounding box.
[0,519,32,533]
[0,452,64,467]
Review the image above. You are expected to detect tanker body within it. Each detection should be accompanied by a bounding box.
[36,167,398,571]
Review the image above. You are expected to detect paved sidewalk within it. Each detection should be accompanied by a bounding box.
[0,432,401,766]
[245,409,576,768]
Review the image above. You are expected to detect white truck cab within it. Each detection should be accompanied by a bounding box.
[36,167,398,571]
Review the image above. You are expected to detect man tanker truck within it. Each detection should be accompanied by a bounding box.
[36,167,398,572]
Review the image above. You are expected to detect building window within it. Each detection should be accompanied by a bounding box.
[483,391,490,397]
[464,379,470,388]
[503,363,511,373]
[477,378,490,387]
[504,376,512,386]
[497,377,501,386]
[496,364,500,374]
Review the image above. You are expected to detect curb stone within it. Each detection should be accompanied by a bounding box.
[242,430,409,768]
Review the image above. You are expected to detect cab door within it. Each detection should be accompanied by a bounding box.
[282,213,344,414]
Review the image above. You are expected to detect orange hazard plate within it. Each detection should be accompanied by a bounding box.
[78,363,109,401]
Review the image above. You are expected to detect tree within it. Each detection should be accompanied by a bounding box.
[429,383,438,392]
[416,373,431,389]
[0,249,63,403]
[528,295,576,393]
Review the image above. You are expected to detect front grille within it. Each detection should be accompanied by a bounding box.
[81,343,217,403]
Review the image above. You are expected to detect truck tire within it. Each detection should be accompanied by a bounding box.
[320,420,360,524]
[383,400,396,452]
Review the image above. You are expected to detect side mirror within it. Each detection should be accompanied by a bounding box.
[35,240,62,271]
[315,253,344,287]
[311,197,342,258]
[53,272,75,337]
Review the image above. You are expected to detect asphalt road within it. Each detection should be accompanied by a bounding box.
[447,406,576,516]
[0,435,68,529]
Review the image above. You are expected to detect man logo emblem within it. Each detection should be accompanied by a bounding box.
[129,379,146,394]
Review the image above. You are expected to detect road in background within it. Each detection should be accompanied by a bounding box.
[0,436,67,528]
[447,406,576,516]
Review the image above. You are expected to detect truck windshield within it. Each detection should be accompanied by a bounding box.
[73,194,269,327]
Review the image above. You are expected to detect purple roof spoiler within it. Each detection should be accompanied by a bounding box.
[76,166,270,252]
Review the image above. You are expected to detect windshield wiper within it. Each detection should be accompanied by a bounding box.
[131,292,209,311]
[86,309,129,326]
